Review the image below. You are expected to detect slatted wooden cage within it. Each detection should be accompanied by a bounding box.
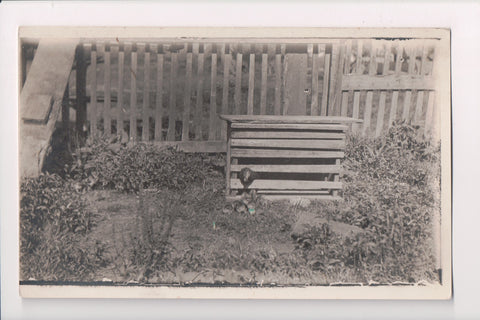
[221,115,362,200]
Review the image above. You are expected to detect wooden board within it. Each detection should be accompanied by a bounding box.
[230,179,342,190]
[154,49,164,140]
[104,43,112,137]
[220,115,361,124]
[321,52,331,116]
[230,138,345,149]
[20,39,78,177]
[256,190,331,195]
[274,53,282,115]
[195,51,205,140]
[260,53,268,115]
[167,53,178,141]
[234,52,243,114]
[226,194,342,201]
[221,52,231,139]
[21,94,53,124]
[231,123,348,131]
[247,53,255,115]
[21,40,76,123]
[129,45,138,140]
[182,52,193,141]
[284,54,308,115]
[342,74,435,91]
[142,45,151,141]
[231,149,344,158]
[231,130,345,140]
[375,42,391,138]
[230,164,341,173]
[117,44,125,139]
[209,52,218,139]
[362,40,376,135]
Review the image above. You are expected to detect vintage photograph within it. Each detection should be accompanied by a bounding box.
[18,27,451,299]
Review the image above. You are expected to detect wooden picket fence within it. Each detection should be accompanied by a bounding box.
[68,38,440,152]
[332,39,439,138]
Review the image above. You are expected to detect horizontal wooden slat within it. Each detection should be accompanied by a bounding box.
[226,194,342,201]
[230,179,342,190]
[231,149,344,158]
[220,115,362,124]
[231,139,345,149]
[257,190,331,195]
[231,123,348,131]
[262,195,342,201]
[231,130,345,140]
[230,164,341,173]
[342,74,435,91]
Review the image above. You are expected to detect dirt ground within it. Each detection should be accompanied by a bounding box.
[83,189,365,286]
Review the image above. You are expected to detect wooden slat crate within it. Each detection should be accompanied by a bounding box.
[219,115,362,201]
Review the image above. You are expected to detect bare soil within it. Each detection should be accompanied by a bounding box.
[82,189,364,286]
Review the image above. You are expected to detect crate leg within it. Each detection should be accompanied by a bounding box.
[230,157,238,196]
[332,158,341,197]
[225,124,232,195]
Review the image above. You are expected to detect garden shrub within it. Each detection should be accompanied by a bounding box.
[20,173,107,281]
[319,122,441,282]
[66,139,222,193]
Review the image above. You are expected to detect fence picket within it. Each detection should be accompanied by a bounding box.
[328,44,339,116]
[89,43,98,137]
[234,52,243,114]
[388,41,402,128]
[142,44,151,141]
[154,45,164,140]
[117,44,125,140]
[247,52,255,115]
[341,40,352,117]
[414,44,429,123]
[221,47,231,139]
[103,43,111,137]
[195,48,205,140]
[208,51,217,140]
[260,51,268,115]
[375,41,391,138]
[281,44,287,114]
[402,46,415,121]
[311,44,321,116]
[362,40,376,135]
[182,52,193,141]
[129,44,138,141]
[274,48,282,115]
[321,48,331,116]
[425,91,435,136]
[75,43,88,137]
[306,44,314,114]
[167,53,178,141]
[352,40,363,132]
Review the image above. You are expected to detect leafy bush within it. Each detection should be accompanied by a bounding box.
[329,122,440,282]
[66,139,222,193]
[20,173,107,281]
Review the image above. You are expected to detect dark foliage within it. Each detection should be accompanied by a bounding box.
[65,139,220,193]
[307,122,442,282]
[20,173,107,281]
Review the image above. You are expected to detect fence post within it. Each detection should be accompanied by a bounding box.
[328,41,346,116]
[75,43,87,139]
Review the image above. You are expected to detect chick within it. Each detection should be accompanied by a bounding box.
[238,167,257,188]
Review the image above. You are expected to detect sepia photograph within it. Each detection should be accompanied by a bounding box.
[17,27,451,299]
